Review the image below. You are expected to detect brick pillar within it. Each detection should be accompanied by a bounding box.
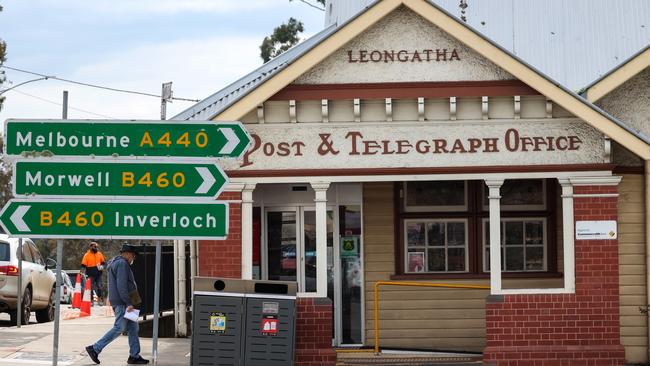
[484,184,625,365]
[198,191,242,278]
[294,297,337,366]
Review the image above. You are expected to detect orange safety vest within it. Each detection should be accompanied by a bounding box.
[81,250,106,268]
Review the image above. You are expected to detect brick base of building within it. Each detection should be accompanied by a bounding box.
[294,297,337,366]
[484,345,625,366]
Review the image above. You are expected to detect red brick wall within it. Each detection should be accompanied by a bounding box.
[484,185,625,365]
[198,191,242,278]
[295,297,337,366]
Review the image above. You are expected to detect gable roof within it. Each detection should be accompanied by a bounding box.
[327,0,650,91]
[581,45,650,103]
[175,0,650,159]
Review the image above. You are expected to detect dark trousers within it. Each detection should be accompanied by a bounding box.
[89,272,103,302]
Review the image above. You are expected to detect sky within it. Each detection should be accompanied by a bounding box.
[0,0,324,124]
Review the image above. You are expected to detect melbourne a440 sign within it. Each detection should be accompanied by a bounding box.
[1,119,251,240]
[4,119,252,159]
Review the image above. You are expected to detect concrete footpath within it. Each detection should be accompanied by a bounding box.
[0,305,190,366]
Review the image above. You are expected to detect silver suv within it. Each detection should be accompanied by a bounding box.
[0,235,57,324]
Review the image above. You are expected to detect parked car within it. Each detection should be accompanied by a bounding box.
[59,270,73,304]
[0,236,57,324]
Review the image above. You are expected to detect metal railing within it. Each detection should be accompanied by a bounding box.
[373,281,491,354]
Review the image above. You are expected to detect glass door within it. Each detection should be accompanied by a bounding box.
[265,206,362,345]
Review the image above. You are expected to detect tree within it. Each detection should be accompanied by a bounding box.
[0,137,11,210]
[0,4,6,111]
[260,17,305,63]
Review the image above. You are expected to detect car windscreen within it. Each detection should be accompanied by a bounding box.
[0,243,9,261]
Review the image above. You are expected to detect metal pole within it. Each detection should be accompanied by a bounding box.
[177,240,187,337]
[52,91,67,365]
[173,240,178,337]
[62,91,68,119]
[152,241,162,365]
[52,239,63,366]
[16,238,22,328]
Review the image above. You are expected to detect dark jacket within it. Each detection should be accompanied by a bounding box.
[107,255,137,307]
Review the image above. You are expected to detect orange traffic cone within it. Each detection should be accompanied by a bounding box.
[71,274,82,309]
[79,279,92,317]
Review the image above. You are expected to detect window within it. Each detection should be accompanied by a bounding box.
[483,218,546,272]
[404,181,467,212]
[397,179,556,277]
[405,220,468,273]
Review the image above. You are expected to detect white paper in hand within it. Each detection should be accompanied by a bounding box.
[124,309,140,322]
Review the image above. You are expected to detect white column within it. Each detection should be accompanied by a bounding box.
[311,182,330,298]
[241,183,257,280]
[485,179,504,294]
[559,179,575,293]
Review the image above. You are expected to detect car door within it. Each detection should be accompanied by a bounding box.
[19,243,36,301]
[26,241,47,303]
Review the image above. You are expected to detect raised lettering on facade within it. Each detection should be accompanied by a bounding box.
[347,48,461,63]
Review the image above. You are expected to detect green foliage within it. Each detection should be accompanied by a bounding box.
[0,137,12,209]
[260,17,304,63]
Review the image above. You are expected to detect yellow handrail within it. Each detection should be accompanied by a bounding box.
[373,281,491,354]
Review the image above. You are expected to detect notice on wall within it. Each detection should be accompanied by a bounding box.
[262,302,280,336]
[209,312,227,334]
[575,221,617,240]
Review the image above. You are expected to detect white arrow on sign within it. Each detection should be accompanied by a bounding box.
[218,128,239,155]
[195,167,217,194]
[10,205,31,232]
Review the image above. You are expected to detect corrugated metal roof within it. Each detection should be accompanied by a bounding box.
[172,23,339,121]
[327,0,650,91]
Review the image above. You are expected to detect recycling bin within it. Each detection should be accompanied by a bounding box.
[190,277,297,366]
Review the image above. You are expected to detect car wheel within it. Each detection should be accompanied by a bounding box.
[10,287,32,325]
[36,287,56,323]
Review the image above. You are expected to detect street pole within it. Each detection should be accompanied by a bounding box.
[53,91,67,366]
[52,239,63,366]
[16,238,22,328]
[152,241,162,365]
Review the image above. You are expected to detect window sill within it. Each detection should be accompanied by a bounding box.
[390,272,563,280]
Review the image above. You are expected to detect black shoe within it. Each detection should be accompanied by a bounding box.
[85,345,100,364]
[127,355,149,364]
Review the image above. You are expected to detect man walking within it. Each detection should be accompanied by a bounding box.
[81,242,106,305]
[86,243,149,365]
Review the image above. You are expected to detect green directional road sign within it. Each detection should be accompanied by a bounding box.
[13,160,228,198]
[4,119,251,159]
[0,199,228,239]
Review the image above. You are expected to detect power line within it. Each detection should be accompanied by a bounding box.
[295,0,325,11]
[1,65,201,102]
[6,88,118,119]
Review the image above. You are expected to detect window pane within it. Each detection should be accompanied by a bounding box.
[407,250,426,272]
[427,248,446,271]
[406,181,465,207]
[505,247,524,271]
[526,247,544,270]
[407,222,425,246]
[447,248,465,271]
[525,221,544,245]
[505,221,523,245]
[447,222,465,246]
[485,248,505,271]
[501,179,544,206]
[427,223,445,246]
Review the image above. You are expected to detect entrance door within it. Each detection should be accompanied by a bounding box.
[265,206,363,345]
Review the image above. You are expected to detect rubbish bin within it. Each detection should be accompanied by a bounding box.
[190,277,297,366]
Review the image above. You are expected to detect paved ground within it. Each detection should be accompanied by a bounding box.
[0,305,190,366]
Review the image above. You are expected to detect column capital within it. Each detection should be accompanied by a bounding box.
[484,179,504,188]
[224,182,246,192]
[310,182,331,192]
[242,183,257,192]
[569,176,622,187]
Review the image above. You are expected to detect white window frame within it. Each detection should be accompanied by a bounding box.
[404,218,469,273]
[482,217,548,273]
[404,181,468,212]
